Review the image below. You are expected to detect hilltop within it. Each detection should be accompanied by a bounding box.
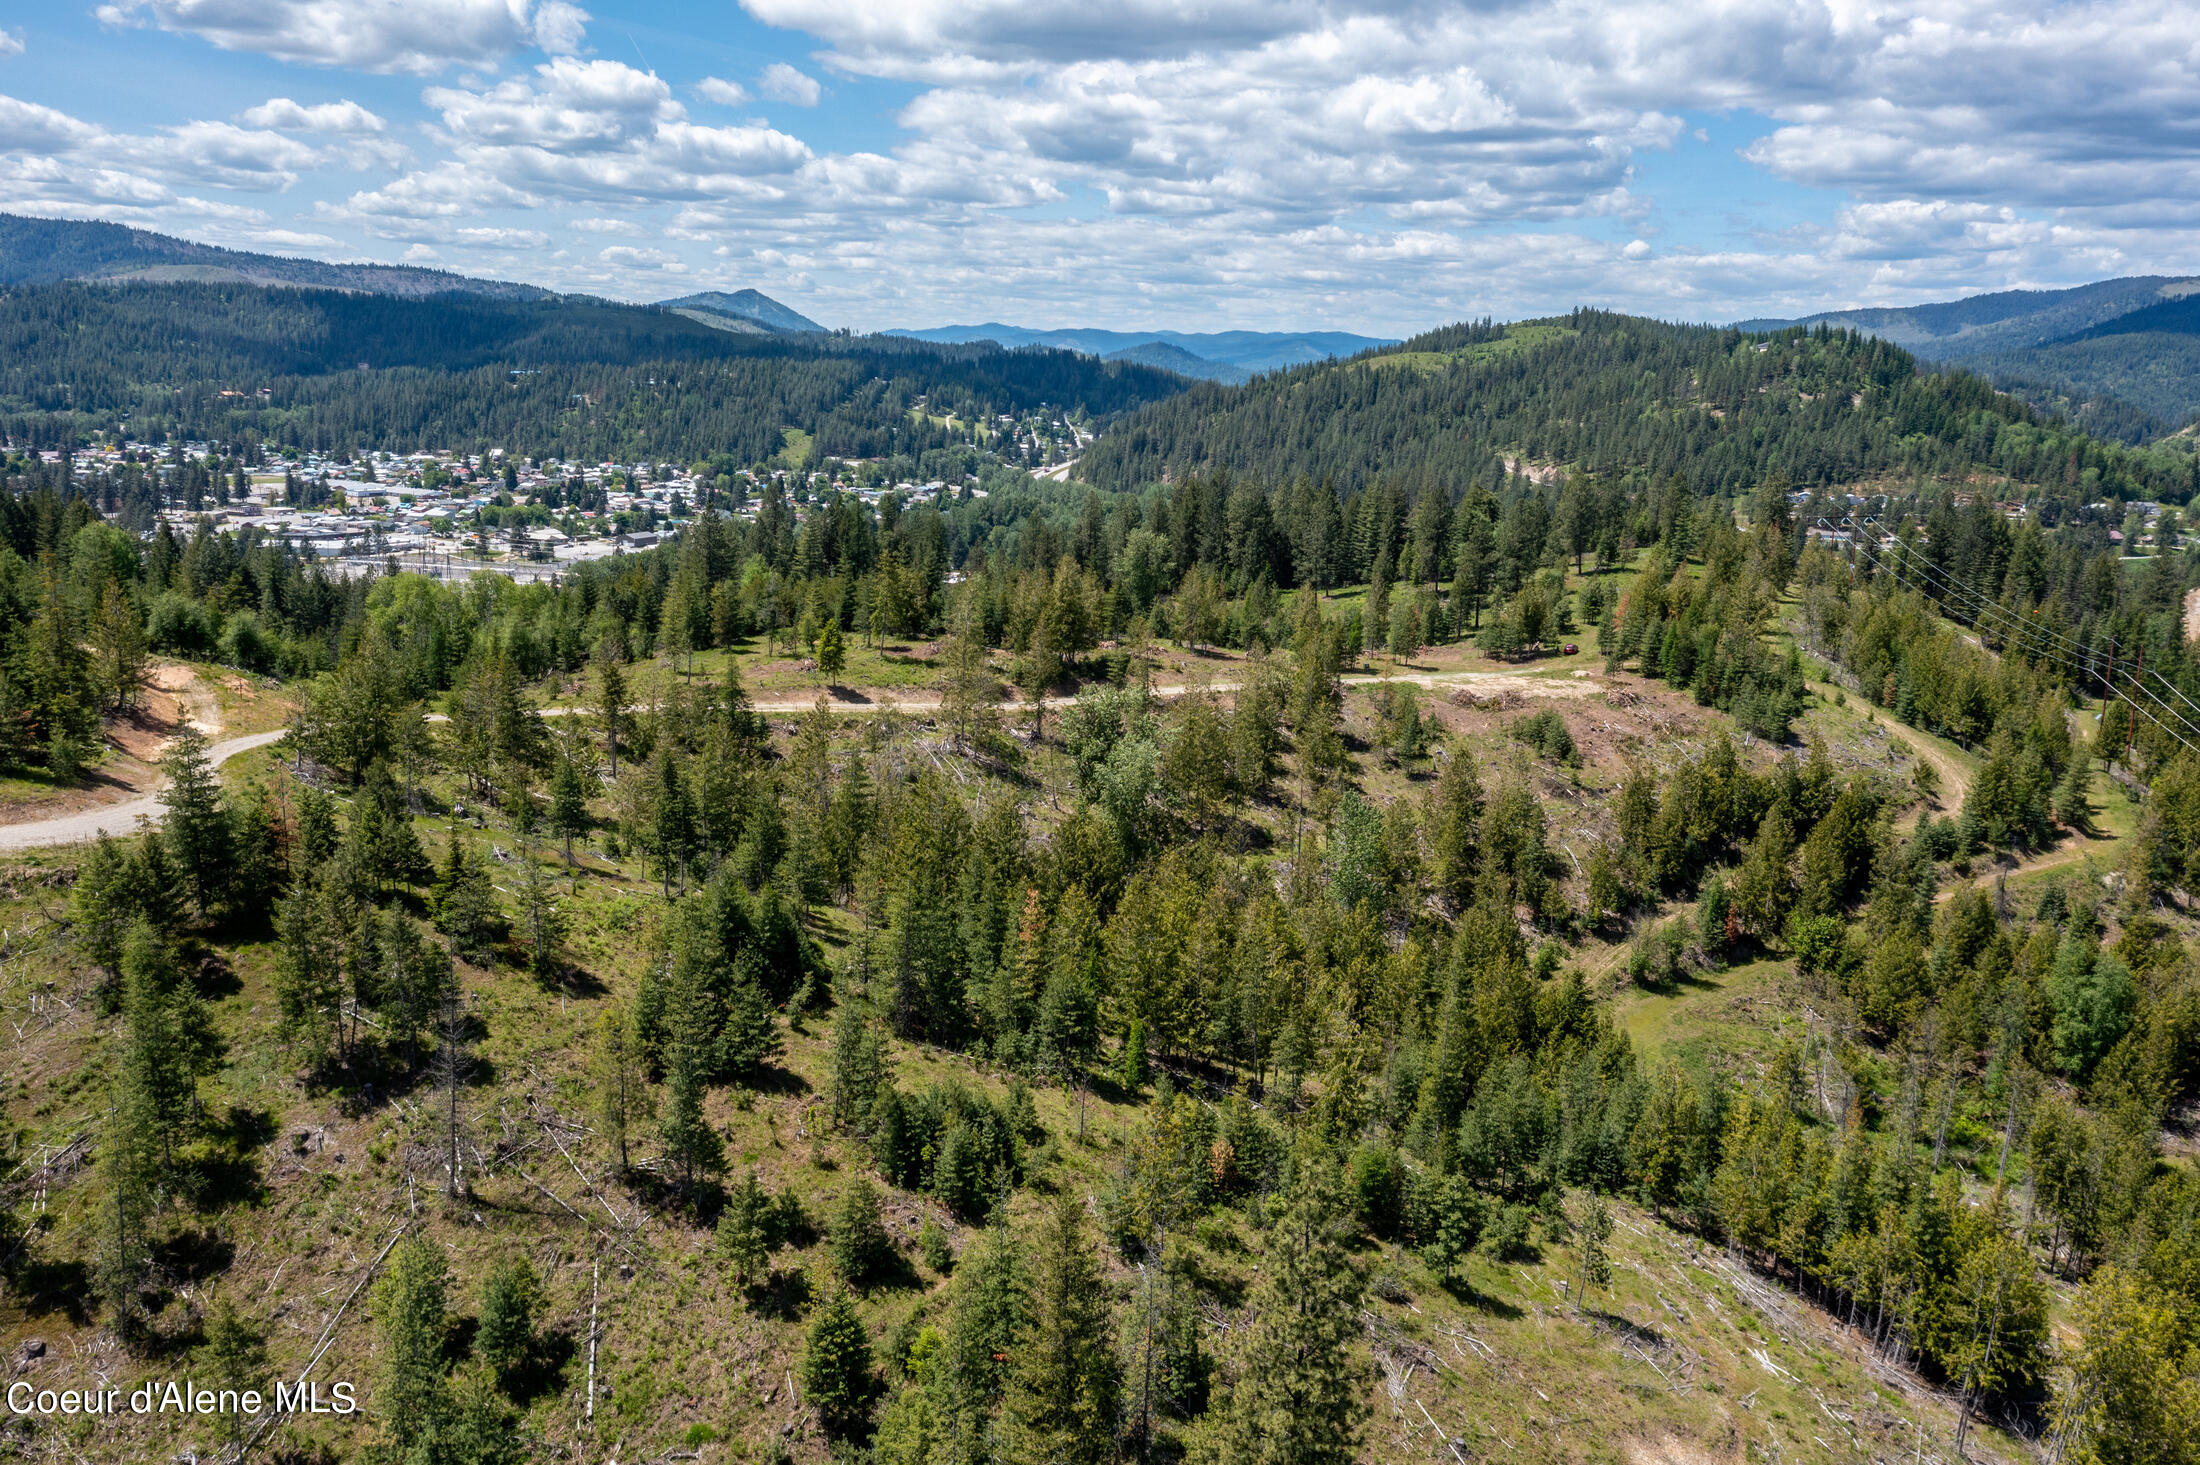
[1742,276,2200,441]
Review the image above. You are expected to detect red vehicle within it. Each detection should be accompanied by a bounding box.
[1563,643,1579,655]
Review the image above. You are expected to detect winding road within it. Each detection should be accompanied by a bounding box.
[0,729,290,853]
[0,662,1602,853]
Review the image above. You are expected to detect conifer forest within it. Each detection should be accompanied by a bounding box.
[1,302,2198,1465]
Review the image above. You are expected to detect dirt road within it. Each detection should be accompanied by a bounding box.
[0,730,289,852]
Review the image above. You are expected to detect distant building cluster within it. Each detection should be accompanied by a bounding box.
[20,439,1022,584]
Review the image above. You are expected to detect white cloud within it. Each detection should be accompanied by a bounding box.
[99,0,587,75]
[757,62,820,106]
[695,77,748,106]
[570,215,644,234]
[533,1,588,55]
[0,28,23,57]
[599,243,684,270]
[238,98,388,133]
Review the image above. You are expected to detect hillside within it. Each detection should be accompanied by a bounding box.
[0,212,550,300]
[1100,341,1252,384]
[0,281,1188,462]
[0,434,2197,1464]
[659,289,825,334]
[887,324,1391,375]
[1742,276,2200,441]
[1075,311,2198,505]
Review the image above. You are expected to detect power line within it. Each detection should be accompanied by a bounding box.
[1846,520,2200,750]
[1820,515,2200,760]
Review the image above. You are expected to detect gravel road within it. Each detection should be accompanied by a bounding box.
[0,729,290,853]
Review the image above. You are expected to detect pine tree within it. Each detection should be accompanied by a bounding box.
[832,1177,895,1288]
[92,581,146,715]
[717,1170,775,1287]
[275,876,343,1073]
[817,618,848,681]
[1206,1164,1367,1465]
[433,831,505,964]
[517,846,567,979]
[119,922,221,1165]
[160,724,232,919]
[596,654,629,780]
[801,1282,875,1439]
[1001,1195,1120,1465]
[373,1235,453,1456]
[477,1258,540,1394]
[1572,1189,1613,1313]
[94,1035,159,1340]
[1124,1243,1207,1461]
[591,1002,654,1175]
[659,979,725,1198]
[549,754,590,866]
[650,746,697,898]
[201,1294,271,1446]
[828,981,891,1130]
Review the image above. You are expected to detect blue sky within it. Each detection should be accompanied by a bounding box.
[4,1,2199,335]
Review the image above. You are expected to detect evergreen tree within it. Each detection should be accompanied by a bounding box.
[832,1177,896,1287]
[118,921,221,1164]
[1205,1164,1367,1465]
[549,754,590,866]
[717,1170,775,1287]
[1001,1195,1120,1465]
[432,831,504,964]
[659,978,725,1198]
[93,1033,159,1340]
[817,618,848,681]
[160,723,232,918]
[1124,1243,1207,1461]
[92,580,146,715]
[802,1282,876,1439]
[649,745,697,898]
[591,1002,654,1175]
[372,1235,453,1457]
[1572,1189,1613,1312]
[275,876,343,1073]
[828,979,891,1130]
[596,654,629,781]
[476,1258,540,1395]
[200,1294,270,1447]
[517,846,567,978]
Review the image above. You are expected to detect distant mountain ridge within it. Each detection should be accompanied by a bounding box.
[1737,276,2200,359]
[1741,275,2200,441]
[886,323,1393,377]
[656,289,823,334]
[0,212,550,300]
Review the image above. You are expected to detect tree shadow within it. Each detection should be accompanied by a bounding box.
[156,1227,235,1284]
[1435,1275,1525,1318]
[507,1328,576,1404]
[10,1255,92,1325]
[1583,1307,1667,1347]
[749,1264,812,1321]
[744,1064,812,1098]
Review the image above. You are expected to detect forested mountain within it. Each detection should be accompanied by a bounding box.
[1744,276,2200,441]
[0,281,1187,459]
[1100,341,1253,384]
[659,289,824,334]
[0,212,550,299]
[889,324,1391,374]
[1078,312,2200,505]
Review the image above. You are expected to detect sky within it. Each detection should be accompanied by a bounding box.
[4,1,2200,336]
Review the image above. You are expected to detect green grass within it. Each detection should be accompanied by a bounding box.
[1361,323,1578,375]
